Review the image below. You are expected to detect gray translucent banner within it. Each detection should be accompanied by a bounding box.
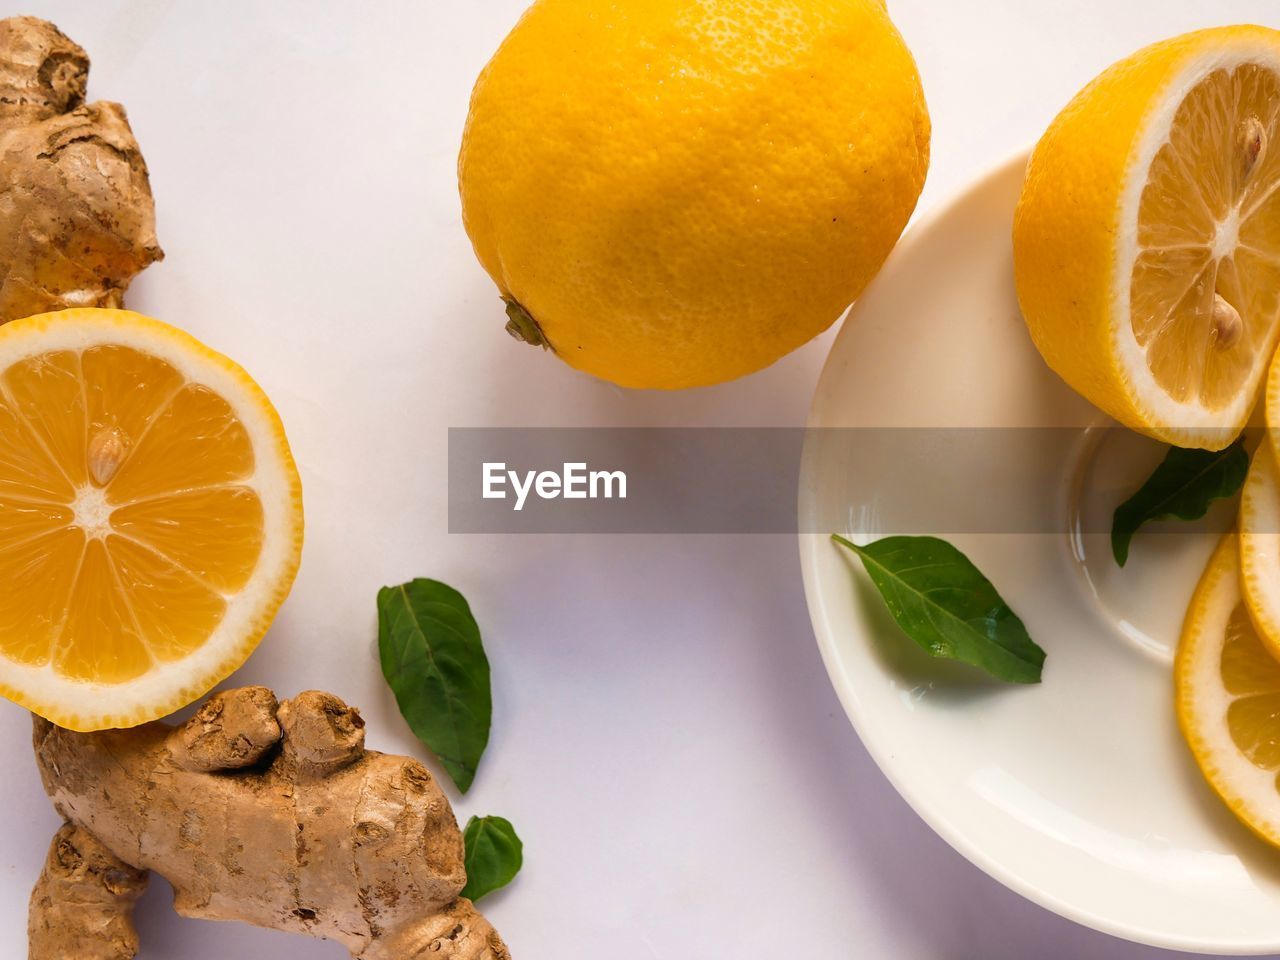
[447,427,1254,535]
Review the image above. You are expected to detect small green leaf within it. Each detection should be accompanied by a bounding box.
[377,579,492,793]
[1111,437,1248,566]
[832,534,1044,683]
[461,815,523,903]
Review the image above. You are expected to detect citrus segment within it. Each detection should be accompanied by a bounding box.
[107,535,226,663]
[112,486,264,593]
[55,537,150,684]
[0,498,72,550]
[1178,534,1280,847]
[80,343,185,455]
[3,349,90,486]
[108,383,255,502]
[0,391,72,501]
[0,527,84,666]
[0,308,302,730]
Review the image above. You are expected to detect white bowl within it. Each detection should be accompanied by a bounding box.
[798,152,1280,954]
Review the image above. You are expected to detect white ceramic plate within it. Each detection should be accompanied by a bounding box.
[798,152,1280,954]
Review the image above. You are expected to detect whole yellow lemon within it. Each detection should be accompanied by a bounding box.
[459,0,930,389]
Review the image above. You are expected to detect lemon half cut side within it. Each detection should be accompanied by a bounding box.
[0,309,303,731]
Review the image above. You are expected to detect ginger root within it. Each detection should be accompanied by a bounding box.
[0,16,162,323]
[31,687,509,960]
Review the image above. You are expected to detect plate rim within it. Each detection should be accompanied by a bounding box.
[796,148,1280,956]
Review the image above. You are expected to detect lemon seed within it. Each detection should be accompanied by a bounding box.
[87,426,128,486]
[1211,294,1243,349]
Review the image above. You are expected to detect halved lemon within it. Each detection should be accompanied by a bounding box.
[1177,533,1280,847]
[1241,441,1280,656]
[0,309,302,731]
[1015,25,1280,450]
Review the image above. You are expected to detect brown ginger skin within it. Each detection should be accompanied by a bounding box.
[0,16,162,323]
[30,687,509,960]
[29,824,146,960]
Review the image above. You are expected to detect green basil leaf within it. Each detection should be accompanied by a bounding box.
[461,815,523,902]
[1110,437,1248,567]
[832,534,1044,683]
[377,579,492,793]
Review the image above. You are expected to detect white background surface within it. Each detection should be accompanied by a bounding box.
[5,1,1280,958]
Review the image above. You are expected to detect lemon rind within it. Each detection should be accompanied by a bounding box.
[1240,443,1280,660]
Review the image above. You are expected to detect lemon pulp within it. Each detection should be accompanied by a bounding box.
[1135,64,1280,408]
[0,345,264,683]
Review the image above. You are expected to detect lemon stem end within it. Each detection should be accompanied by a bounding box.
[503,298,551,351]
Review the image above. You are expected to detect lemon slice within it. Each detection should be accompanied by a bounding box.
[1015,26,1280,450]
[1177,533,1280,847]
[0,309,302,731]
[1241,442,1280,657]
[1266,328,1280,460]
